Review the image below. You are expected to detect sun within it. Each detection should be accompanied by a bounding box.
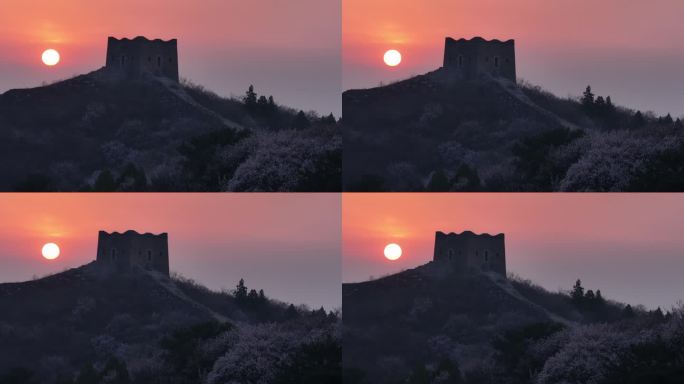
[41,49,60,66]
[384,243,402,261]
[383,49,402,67]
[41,243,60,260]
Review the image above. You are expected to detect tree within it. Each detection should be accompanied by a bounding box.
[581,86,595,110]
[102,358,130,384]
[94,169,117,192]
[585,289,595,301]
[632,111,645,128]
[675,118,683,129]
[595,96,606,109]
[452,164,481,191]
[235,278,248,302]
[117,163,147,191]
[247,288,259,302]
[284,304,299,319]
[595,289,605,304]
[571,279,585,303]
[292,110,311,130]
[407,364,430,384]
[75,363,99,384]
[244,85,257,110]
[650,307,665,322]
[258,289,266,302]
[623,304,635,319]
[427,169,450,191]
[321,113,336,125]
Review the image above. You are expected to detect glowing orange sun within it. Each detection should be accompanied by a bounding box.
[41,49,60,66]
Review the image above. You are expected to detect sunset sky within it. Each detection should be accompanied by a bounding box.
[0,0,341,115]
[344,0,684,117]
[0,194,341,310]
[343,194,684,310]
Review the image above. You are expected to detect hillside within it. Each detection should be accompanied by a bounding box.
[342,262,684,384]
[0,263,340,384]
[0,69,340,192]
[342,68,684,191]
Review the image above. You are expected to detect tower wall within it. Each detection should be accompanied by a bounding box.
[105,36,179,82]
[96,230,169,276]
[433,231,506,276]
[443,37,516,82]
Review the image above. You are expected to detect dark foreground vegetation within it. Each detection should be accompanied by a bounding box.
[0,70,340,192]
[343,69,684,191]
[342,263,684,384]
[0,265,340,383]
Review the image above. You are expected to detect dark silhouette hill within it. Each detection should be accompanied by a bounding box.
[342,261,682,384]
[343,68,684,192]
[0,69,340,192]
[0,263,340,384]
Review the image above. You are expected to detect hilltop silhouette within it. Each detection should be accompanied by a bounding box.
[0,37,341,192]
[0,232,340,383]
[343,37,684,192]
[343,231,684,384]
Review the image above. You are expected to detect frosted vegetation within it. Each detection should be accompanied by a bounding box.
[343,76,684,192]
[0,271,340,384]
[0,73,340,192]
[343,272,684,384]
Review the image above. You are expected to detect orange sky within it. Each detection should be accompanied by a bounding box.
[0,193,341,309]
[0,0,341,115]
[344,0,684,116]
[343,193,684,309]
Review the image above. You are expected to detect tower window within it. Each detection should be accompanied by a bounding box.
[458,55,464,67]
[147,250,152,261]
[111,248,117,261]
[157,56,161,67]
[494,57,499,67]
[120,56,126,67]
[485,251,489,262]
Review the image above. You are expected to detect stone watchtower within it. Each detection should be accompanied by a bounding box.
[442,37,516,82]
[96,230,170,276]
[105,36,179,82]
[433,230,506,276]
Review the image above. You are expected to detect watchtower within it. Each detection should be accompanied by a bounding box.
[443,37,516,82]
[96,230,170,276]
[433,230,506,276]
[105,36,179,82]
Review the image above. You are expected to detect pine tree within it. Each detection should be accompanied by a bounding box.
[585,289,595,301]
[595,96,605,109]
[623,304,635,318]
[285,303,299,319]
[571,279,585,303]
[292,110,310,129]
[247,288,259,302]
[581,86,595,110]
[427,169,450,191]
[258,289,266,302]
[234,278,248,301]
[244,85,257,110]
[94,169,117,192]
[663,113,674,125]
[75,363,99,384]
[632,111,645,128]
[675,118,683,129]
[595,289,605,304]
